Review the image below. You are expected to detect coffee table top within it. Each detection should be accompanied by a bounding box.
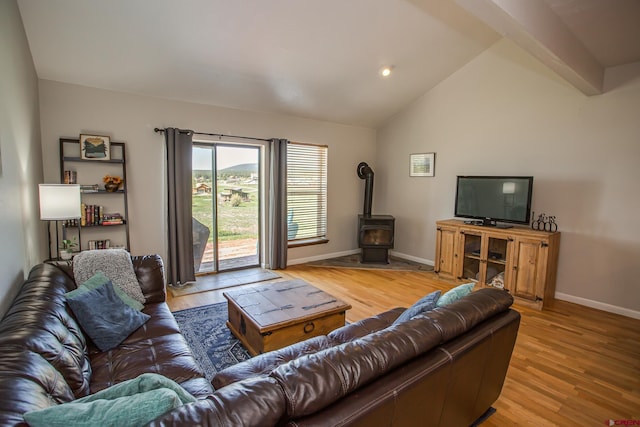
[223,279,351,333]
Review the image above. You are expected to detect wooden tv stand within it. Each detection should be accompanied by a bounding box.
[435,219,560,310]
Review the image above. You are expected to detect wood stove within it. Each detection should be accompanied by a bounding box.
[358,214,395,263]
[357,162,395,264]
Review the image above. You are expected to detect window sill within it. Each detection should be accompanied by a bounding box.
[288,238,329,248]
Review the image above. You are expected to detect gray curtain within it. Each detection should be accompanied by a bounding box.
[165,128,195,286]
[267,138,288,269]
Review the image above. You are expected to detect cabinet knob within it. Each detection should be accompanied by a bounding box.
[508,237,514,242]
[541,241,549,248]
[437,227,442,231]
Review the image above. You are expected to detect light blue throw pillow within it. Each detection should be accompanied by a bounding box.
[436,282,475,307]
[23,373,196,427]
[393,290,442,324]
[66,281,150,351]
[66,271,144,311]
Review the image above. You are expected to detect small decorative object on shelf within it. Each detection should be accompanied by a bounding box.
[59,237,78,260]
[103,174,123,192]
[531,212,558,232]
[80,134,110,160]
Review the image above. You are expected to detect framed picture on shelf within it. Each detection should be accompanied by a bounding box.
[410,153,435,177]
[80,134,111,160]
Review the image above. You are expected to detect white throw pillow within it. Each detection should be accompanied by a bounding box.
[73,249,146,304]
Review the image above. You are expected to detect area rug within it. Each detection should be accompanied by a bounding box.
[173,302,250,382]
[306,254,434,271]
[169,268,280,297]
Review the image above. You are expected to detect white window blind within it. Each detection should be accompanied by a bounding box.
[287,142,328,242]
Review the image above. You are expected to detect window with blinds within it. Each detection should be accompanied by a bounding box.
[287,142,328,244]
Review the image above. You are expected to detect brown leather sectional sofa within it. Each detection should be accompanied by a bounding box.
[0,255,520,427]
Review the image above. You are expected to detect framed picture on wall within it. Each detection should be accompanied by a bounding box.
[80,134,111,160]
[410,153,435,177]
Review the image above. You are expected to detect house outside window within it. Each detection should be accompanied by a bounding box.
[287,142,328,246]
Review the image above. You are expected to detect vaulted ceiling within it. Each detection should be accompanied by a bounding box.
[17,0,640,128]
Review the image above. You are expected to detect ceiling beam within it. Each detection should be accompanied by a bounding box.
[455,0,603,95]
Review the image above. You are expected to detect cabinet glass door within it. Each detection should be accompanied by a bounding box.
[460,231,482,281]
[485,234,510,288]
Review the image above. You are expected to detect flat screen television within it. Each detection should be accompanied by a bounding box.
[454,176,533,227]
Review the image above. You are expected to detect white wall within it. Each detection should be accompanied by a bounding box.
[377,39,640,315]
[0,0,45,316]
[39,81,376,265]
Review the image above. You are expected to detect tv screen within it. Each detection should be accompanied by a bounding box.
[454,176,533,225]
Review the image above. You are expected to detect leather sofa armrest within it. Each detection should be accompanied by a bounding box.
[132,255,166,303]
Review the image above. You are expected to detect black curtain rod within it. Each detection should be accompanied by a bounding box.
[154,127,270,142]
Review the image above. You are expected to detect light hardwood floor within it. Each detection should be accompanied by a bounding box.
[167,265,640,426]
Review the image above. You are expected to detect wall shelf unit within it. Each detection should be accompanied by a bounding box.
[59,137,130,251]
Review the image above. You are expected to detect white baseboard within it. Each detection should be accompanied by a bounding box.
[288,249,435,267]
[389,250,434,266]
[287,249,360,266]
[555,292,640,320]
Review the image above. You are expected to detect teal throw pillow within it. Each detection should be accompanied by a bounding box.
[393,290,441,325]
[66,271,144,311]
[66,281,150,351]
[436,282,475,307]
[23,373,196,427]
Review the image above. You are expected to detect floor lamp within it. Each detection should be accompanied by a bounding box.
[38,184,82,260]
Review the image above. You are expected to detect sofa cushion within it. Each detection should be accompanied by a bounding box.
[0,349,76,426]
[67,271,144,311]
[89,303,213,398]
[213,336,332,390]
[420,288,514,342]
[270,316,444,418]
[147,376,287,427]
[393,290,441,325]
[436,282,475,307]
[327,307,404,343]
[73,249,146,304]
[0,264,92,398]
[213,308,408,390]
[24,373,195,427]
[66,281,150,351]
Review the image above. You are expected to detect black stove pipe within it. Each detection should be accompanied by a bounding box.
[357,162,374,217]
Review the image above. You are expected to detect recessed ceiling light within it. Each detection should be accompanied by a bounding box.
[379,66,394,78]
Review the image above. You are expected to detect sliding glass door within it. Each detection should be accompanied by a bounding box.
[192,143,260,273]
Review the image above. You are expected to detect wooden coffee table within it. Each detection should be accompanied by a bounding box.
[223,279,351,356]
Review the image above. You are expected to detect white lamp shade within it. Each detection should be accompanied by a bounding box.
[502,182,516,194]
[39,184,82,220]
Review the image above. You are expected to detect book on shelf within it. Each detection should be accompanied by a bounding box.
[102,212,123,225]
[102,219,124,225]
[63,219,80,228]
[81,204,105,226]
[64,170,77,184]
[79,205,125,226]
[80,184,99,193]
[87,239,111,250]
